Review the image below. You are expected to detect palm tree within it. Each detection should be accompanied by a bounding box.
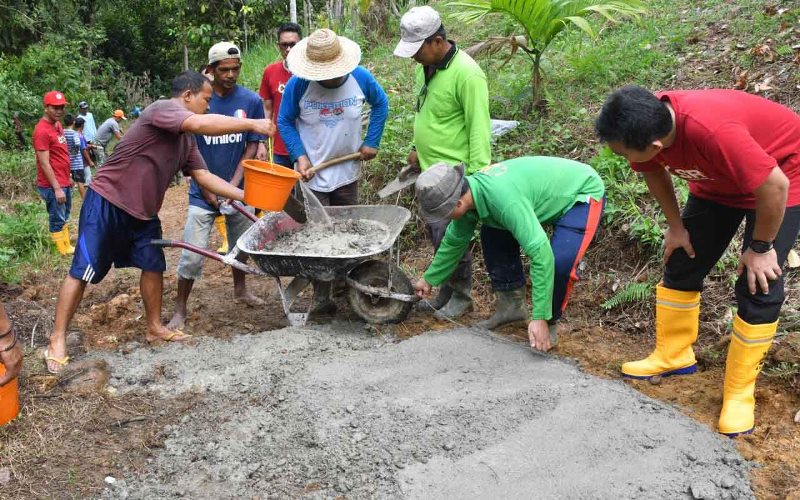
[449,0,645,112]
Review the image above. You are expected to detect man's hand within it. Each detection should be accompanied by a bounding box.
[201,188,220,210]
[251,119,276,137]
[359,145,378,161]
[413,278,432,299]
[407,149,419,168]
[297,156,313,180]
[0,340,22,387]
[398,163,422,182]
[54,187,66,204]
[256,142,267,161]
[663,224,695,264]
[738,248,781,295]
[528,319,551,352]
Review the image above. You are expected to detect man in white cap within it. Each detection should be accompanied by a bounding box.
[168,41,268,331]
[278,28,389,315]
[394,6,492,320]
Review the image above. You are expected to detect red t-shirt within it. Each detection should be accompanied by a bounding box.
[33,118,71,189]
[258,60,293,156]
[91,99,207,220]
[632,90,800,209]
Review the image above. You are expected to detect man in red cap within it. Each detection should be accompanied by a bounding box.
[34,90,74,255]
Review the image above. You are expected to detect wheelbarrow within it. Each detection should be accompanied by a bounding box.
[152,203,419,326]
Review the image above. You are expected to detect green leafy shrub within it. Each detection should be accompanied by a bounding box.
[0,201,51,283]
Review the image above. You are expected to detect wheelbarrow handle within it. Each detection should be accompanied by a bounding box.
[149,239,267,276]
[228,201,260,222]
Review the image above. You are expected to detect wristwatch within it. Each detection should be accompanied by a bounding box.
[749,239,774,253]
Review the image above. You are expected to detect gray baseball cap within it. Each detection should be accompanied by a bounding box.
[393,6,442,58]
[415,162,465,222]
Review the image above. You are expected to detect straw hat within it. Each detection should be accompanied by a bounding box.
[286,29,361,81]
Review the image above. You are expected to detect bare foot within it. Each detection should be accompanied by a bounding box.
[145,325,193,343]
[234,291,265,307]
[166,311,186,331]
[45,335,69,374]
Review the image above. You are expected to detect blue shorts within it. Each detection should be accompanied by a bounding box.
[70,189,166,284]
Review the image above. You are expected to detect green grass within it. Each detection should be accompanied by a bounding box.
[239,39,280,92]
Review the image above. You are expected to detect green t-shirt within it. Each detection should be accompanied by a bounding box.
[423,156,605,320]
[413,49,491,174]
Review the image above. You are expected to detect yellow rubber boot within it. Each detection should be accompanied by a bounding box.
[51,230,72,256]
[718,315,776,437]
[62,227,76,254]
[214,216,229,254]
[621,284,700,379]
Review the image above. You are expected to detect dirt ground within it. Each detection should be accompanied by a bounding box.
[0,183,798,499]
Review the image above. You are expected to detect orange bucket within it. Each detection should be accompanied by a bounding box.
[0,363,19,425]
[242,160,302,212]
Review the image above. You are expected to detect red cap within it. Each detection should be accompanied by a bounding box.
[43,91,68,106]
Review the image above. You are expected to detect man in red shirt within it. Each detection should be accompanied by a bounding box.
[33,91,74,256]
[595,85,800,437]
[43,71,275,374]
[257,22,302,167]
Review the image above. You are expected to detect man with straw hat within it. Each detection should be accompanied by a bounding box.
[394,6,492,321]
[168,41,268,332]
[278,28,389,314]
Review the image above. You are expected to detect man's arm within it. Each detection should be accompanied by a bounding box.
[738,166,788,294]
[642,168,695,263]
[354,68,390,161]
[81,147,95,168]
[263,99,274,121]
[181,114,274,137]
[276,78,308,164]
[35,150,66,203]
[190,168,245,202]
[461,74,492,174]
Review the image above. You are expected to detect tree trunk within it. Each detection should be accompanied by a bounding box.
[531,53,545,113]
[290,0,297,23]
[183,44,189,71]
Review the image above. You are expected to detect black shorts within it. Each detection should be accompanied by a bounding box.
[70,168,86,184]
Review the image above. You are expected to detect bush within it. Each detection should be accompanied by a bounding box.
[0,201,51,283]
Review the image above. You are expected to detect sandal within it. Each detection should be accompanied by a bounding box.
[146,330,193,343]
[43,348,70,375]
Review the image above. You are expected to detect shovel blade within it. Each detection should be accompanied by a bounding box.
[283,195,307,223]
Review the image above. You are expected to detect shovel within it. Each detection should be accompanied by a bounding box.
[281,151,363,223]
[377,164,421,199]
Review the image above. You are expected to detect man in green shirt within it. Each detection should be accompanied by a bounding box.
[413,157,605,351]
[394,5,492,319]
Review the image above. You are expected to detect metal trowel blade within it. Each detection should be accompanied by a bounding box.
[283,195,307,223]
[377,173,418,199]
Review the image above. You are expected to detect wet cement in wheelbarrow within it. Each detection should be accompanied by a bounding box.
[261,219,390,256]
[97,326,753,499]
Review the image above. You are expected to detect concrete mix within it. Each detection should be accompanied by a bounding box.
[98,325,753,500]
[261,219,390,256]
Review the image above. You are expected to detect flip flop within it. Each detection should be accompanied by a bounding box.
[147,330,193,343]
[234,295,266,307]
[43,348,70,375]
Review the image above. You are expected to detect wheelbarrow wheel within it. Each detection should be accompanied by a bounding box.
[347,260,414,324]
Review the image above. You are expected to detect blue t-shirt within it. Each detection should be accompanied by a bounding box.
[189,85,266,211]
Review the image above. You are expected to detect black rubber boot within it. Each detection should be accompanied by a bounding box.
[434,277,473,320]
[311,281,337,316]
[476,288,527,330]
[416,284,453,313]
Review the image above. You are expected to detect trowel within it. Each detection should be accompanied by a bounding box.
[282,151,363,223]
[377,164,421,199]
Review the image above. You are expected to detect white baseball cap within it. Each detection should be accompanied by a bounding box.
[393,6,442,58]
[208,41,241,65]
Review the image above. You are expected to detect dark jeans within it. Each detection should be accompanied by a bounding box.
[427,219,472,281]
[664,195,800,325]
[37,186,72,232]
[272,153,292,168]
[310,181,358,207]
[482,198,605,321]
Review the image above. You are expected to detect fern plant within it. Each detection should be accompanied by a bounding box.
[602,281,654,310]
[448,0,646,111]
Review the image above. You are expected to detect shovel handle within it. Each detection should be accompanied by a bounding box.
[308,152,362,174]
[228,201,260,222]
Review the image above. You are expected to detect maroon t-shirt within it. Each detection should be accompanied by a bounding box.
[91,99,207,219]
[33,118,71,189]
[258,60,292,156]
[632,90,800,209]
